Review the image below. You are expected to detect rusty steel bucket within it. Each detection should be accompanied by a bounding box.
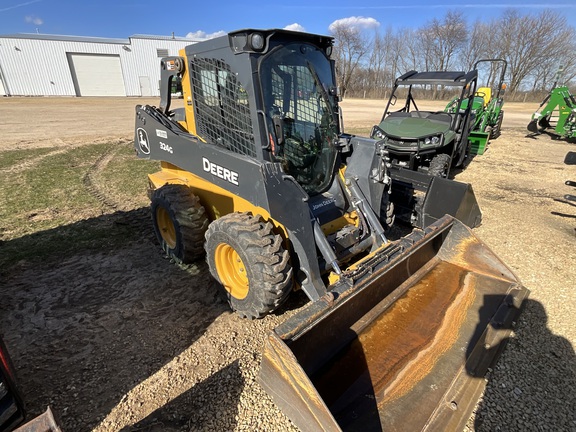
[259,215,528,432]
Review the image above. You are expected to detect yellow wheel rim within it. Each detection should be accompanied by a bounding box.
[215,243,249,300]
[156,207,177,249]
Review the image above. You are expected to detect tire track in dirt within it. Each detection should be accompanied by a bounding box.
[82,143,124,210]
[0,147,70,174]
[81,141,205,279]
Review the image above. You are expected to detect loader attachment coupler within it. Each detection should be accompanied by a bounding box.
[259,215,528,432]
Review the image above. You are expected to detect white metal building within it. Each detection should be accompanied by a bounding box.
[0,33,200,97]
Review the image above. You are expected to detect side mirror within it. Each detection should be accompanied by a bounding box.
[390,95,397,106]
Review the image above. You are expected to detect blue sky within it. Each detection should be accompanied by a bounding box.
[1,0,575,39]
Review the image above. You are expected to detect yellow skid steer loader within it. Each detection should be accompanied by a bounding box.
[134,29,528,431]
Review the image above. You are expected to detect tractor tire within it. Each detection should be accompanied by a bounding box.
[205,212,293,319]
[428,154,451,177]
[490,111,504,140]
[151,184,209,263]
[380,192,395,230]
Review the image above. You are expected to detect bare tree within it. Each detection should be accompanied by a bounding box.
[393,28,421,73]
[419,11,468,71]
[494,9,575,94]
[330,23,371,99]
[367,27,400,98]
[329,8,576,100]
[458,20,491,71]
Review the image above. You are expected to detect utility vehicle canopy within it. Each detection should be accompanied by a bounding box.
[395,70,477,86]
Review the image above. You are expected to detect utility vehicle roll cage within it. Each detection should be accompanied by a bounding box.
[381,70,478,133]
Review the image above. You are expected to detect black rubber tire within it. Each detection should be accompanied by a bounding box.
[380,191,395,230]
[428,153,451,177]
[205,212,293,319]
[490,111,504,140]
[151,184,209,263]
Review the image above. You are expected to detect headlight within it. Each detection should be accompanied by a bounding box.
[371,126,386,140]
[250,33,265,51]
[422,136,440,147]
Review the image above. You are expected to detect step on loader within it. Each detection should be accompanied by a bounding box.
[133,29,529,431]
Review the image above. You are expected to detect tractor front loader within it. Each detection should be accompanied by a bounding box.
[528,67,576,142]
[462,58,508,155]
[134,29,528,431]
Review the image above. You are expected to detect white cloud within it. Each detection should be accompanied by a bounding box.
[185,30,227,40]
[284,23,306,32]
[328,16,380,32]
[25,15,43,25]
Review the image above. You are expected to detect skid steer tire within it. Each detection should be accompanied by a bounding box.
[490,111,504,139]
[151,184,209,264]
[380,193,395,230]
[205,212,293,319]
[428,153,451,177]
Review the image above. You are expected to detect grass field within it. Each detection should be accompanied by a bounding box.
[0,141,158,268]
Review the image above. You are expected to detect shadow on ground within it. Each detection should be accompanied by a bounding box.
[0,209,229,431]
[122,360,244,432]
[475,299,576,430]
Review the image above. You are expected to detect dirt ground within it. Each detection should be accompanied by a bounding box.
[0,97,575,431]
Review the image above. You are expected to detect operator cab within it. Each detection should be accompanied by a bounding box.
[259,41,340,196]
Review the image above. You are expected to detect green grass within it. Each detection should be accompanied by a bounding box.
[99,143,158,205]
[0,147,56,170]
[0,142,159,269]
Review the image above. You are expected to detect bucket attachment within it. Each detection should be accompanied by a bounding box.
[420,177,482,228]
[468,131,489,155]
[259,215,528,432]
[527,118,541,134]
[390,168,482,229]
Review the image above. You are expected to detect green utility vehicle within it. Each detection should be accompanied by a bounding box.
[371,70,478,178]
[528,67,576,142]
[446,59,507,155]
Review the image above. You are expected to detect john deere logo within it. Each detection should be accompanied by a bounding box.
[137,128,150,154]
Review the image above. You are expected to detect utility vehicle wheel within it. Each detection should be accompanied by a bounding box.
[428,154,451,177]
[205,212,293,319]
[151,184,209,263]
[380,192,395,230]
[490,111,504,139]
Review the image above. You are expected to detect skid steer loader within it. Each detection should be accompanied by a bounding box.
[134,29,528,431]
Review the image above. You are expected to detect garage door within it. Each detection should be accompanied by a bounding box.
[68,53,125,96]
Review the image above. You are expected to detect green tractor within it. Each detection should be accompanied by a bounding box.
[445,59,507,155]
[527,67,576,142]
